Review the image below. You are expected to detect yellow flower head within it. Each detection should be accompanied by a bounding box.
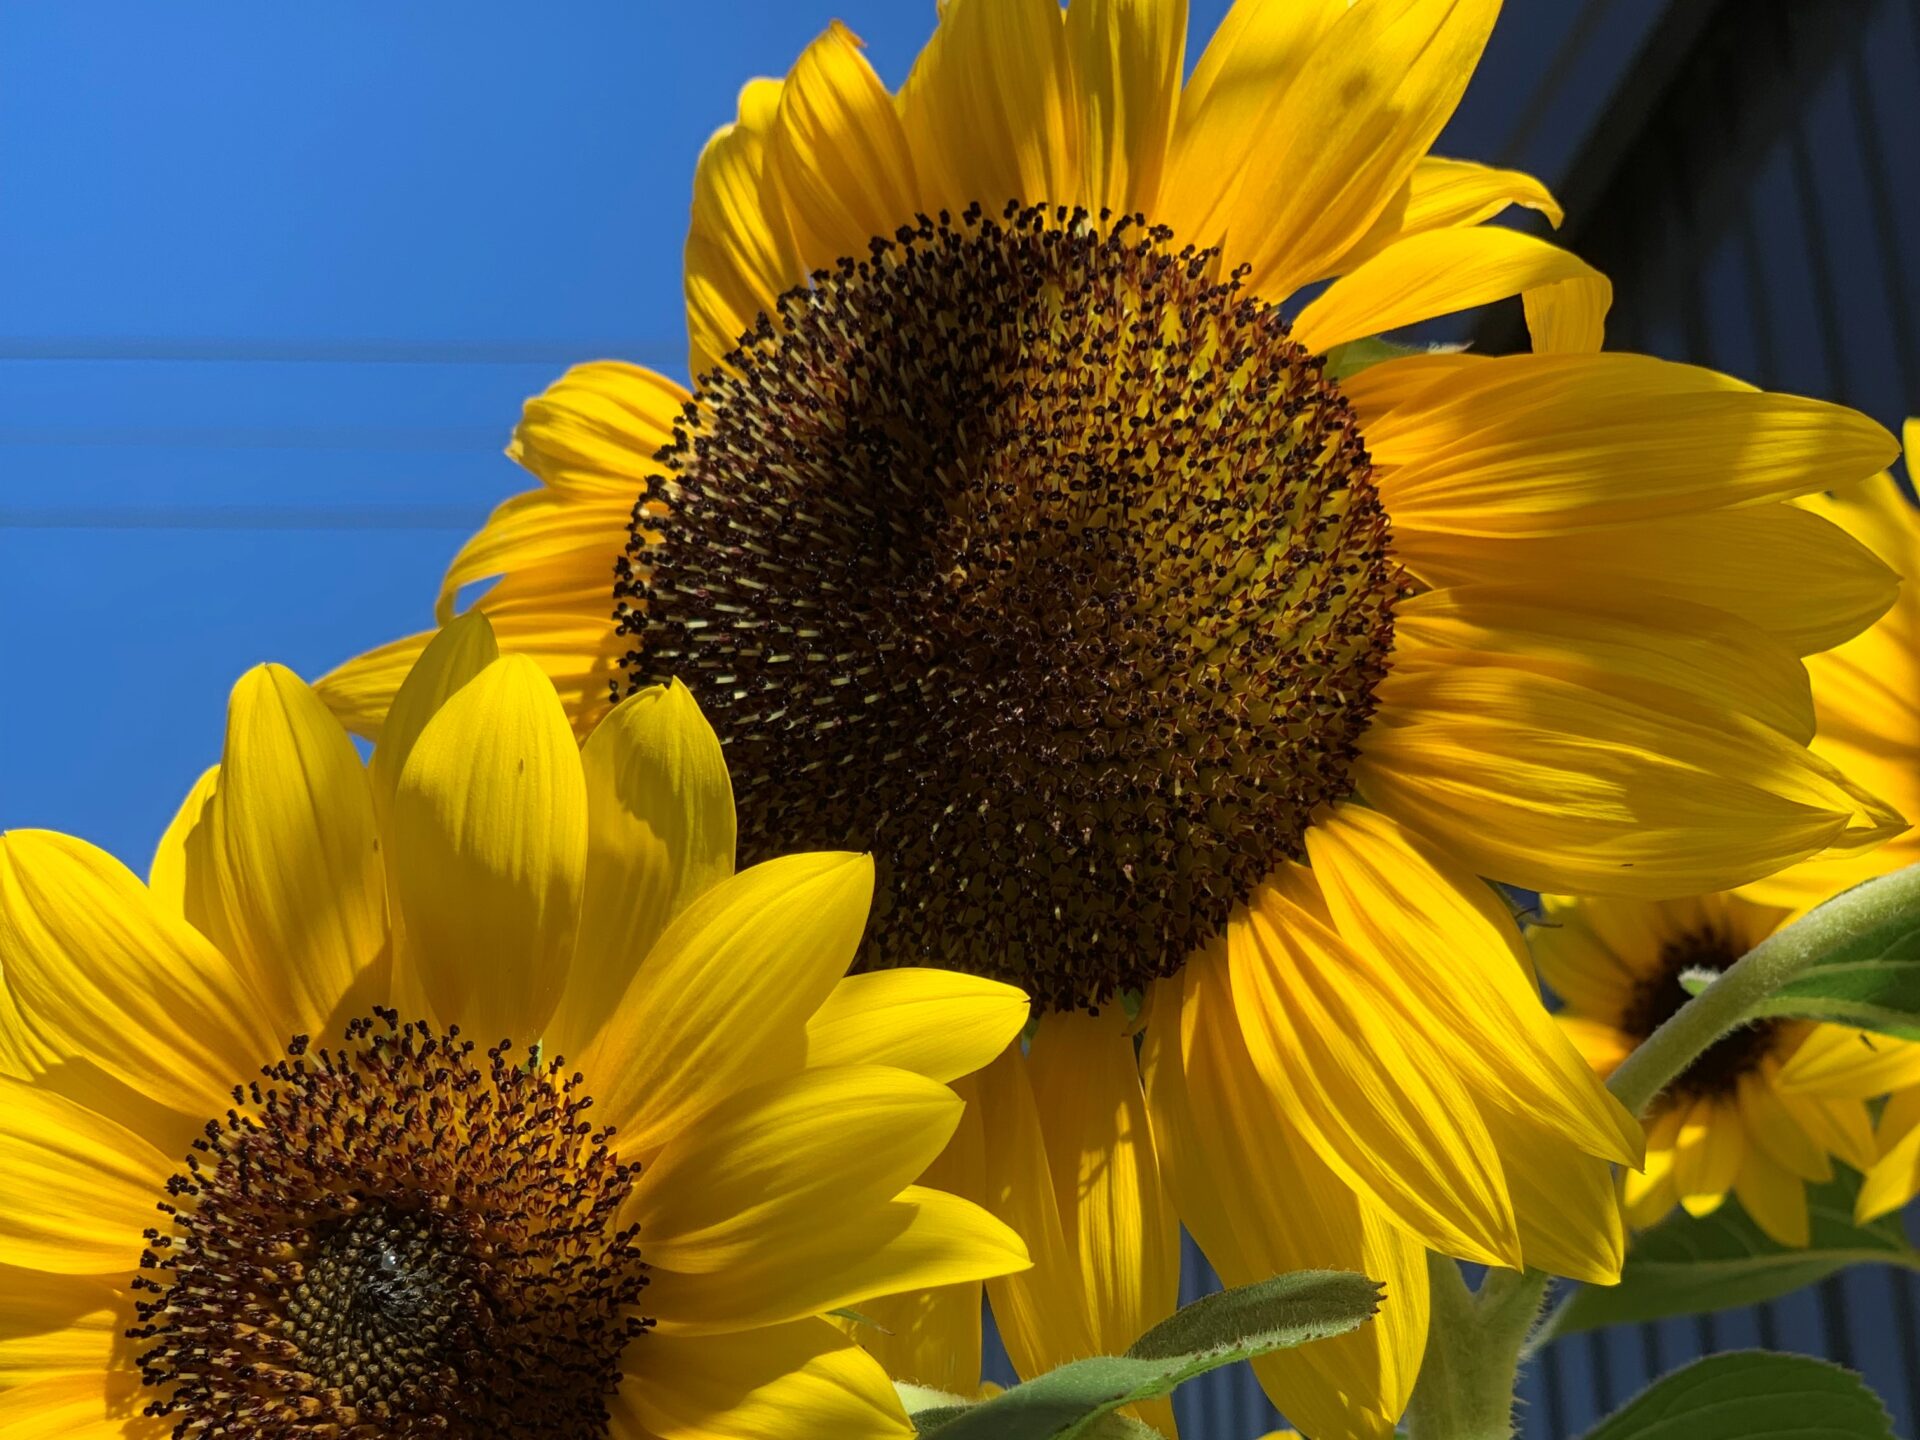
[1532,890,1920,1248]
[1754,419,1920,1226]
[0,615,1031,1440]
[316,4,1909,1437]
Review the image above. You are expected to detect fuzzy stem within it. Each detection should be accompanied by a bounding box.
[1607,862,1920,1115]
[1404,1259,1550,1440]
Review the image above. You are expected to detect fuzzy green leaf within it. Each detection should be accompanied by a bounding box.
[914,1270,1380,1439]
[1750,866,1920,1039]
[1581,1351,1894,1439]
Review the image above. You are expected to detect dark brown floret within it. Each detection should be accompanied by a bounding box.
[130,1013,648,1439]
[617,202,1402,1011]
[1621,925,1780,1098]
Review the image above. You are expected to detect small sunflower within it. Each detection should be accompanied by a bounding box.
[1532,890,1920,1247]
[0,614,1030,1440]
[319,3,1908,1435]
[1750,418,1920,1225]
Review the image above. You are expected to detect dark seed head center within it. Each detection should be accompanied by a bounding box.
[129,1012,649,1439]
[1622,925,1778,1100]
[617,202,1401,1010]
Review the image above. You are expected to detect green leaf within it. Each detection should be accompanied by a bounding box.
[914,1270,1381,1439]
[1750,866,1920,1039]
[1581,1351,1894,1439]
[1554,1168,1920,1335]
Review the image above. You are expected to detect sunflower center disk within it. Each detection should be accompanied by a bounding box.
[620,202,1400,1010]
[130,1013,648,1439]
[1625,928,1779,1098]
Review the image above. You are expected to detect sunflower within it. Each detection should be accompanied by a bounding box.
[0,613,1032,1440]
[1531,890,1920,1246]
[317,2,1908,1435]
[1744,418,1920,1225]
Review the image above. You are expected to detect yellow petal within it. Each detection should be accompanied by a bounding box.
[1393,503,1900,659]
[367,610,500,826]
[1172,0,1498,299]
[510,361,691,502]
[200,664,384,1041]
[0,1371,164,1440]
[387,655,587,1042]
[1144,950,1426,1440]
[898,0,1079,214]
[1527,897,1651,1019]
[576,852,874,1154]
[1624,1161,1680,1231]
[1878,1087,1920,1150]
[764,22,922,274]
[0,831,278,1120]
[972,1041,1100,1377]
[1295,227,1604,353]
[1335,155,1565,274]
[1776,1025,1920,1098]
[1737,1071,1832,1183]
[1671,1096,1741,1218]
[1857,1111,1920,1224]
[1026,1007,1181,1357]
[685,77,798,380]
[1305,804,1642,1166]
[319,553,624,744]
[1065,0,1186,215]
[146,764,218,920]
[0,1076,169,1274]
[1393,586,1818,743]
[550,681,737,1063]
[805,971,1029,1083]
[1368,353,1899,537]
[630,1065,963,1273]
[1774,1085,1878,1173]
[1359,660,1902,897]
[644,1186,1027,1336]
[433,490,632,626]
[0,1267,120,1387]
[1162,0,1343,253]
[1733,1145,1810,1247]
[847,1071,988,1392]
[1228,882,1521,1267]
[617,1318,912,1440]
[1484,1107,1625,1284]
[1554,1017,1637,1080]
[1523,270,1612,354]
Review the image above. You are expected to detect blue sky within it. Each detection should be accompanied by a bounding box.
[0,0,1584,865]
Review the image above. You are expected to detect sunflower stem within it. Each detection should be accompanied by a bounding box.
[1404,1257,1550,1440]
[1605,863,1920,1116]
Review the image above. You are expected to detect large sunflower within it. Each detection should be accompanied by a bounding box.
[319,3,1907,1435]
[1531,890,1920,1246]
[0,614,1031,1440]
